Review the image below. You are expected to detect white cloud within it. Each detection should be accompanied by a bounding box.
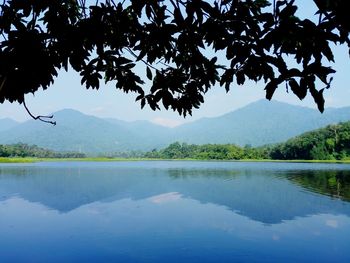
[90,106,105,113]
[151,117,183,127]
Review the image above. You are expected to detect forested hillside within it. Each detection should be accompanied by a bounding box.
[269,122,350,160]
[146,122,350,161]
[1,101,350,154]
[145,142,267,160]
[1,122,350,161]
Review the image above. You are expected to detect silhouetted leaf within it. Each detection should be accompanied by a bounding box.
[0,0,348,117]
[289,79,306,100]
[146,67,152,80]
[265,81,278,100]
[309,86,325,112]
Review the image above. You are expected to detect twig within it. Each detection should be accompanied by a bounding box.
[0,76,6,92]
[125,47,159,71]
[23,100,56,125]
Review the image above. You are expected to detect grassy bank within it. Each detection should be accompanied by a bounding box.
[0,157,152,163]
[0,157,37,163]
[1,157,350,164]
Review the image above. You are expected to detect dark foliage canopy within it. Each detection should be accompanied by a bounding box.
[0,0,349,117]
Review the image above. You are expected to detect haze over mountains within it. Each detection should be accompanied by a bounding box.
[0,100,350,154]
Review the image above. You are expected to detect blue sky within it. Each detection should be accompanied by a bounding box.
[0,1,349,127]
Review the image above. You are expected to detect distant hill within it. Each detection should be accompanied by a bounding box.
[269,121,350,160]
[0,100,350,154]
[148,121,350,161]
[172,100,350,146]
[0,118,19,132]
[104,118,171,149]
[0,109,168,154]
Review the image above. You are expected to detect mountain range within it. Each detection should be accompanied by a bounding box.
[0,100,350,154]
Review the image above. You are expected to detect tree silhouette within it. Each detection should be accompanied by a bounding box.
[0,0,349,118]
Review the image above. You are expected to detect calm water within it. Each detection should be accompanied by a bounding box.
[1,161,350,262]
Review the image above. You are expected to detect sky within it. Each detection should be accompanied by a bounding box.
[0,1,349,127]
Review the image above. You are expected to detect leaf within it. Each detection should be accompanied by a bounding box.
[265,82,277,100]
[236,71,245,85]
[265,79,282,100]
[174,8,184,25]
[137,50,147,61]
[140,98,146,109]
[289,79,306,100]
[146,66,152,80]
[309,86,325,113]
[225,82,230,92]
[135,94,143,101]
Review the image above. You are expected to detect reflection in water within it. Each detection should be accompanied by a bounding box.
[1,162,349,224]
[149,192,182,204]
[286,170,350,201]
[1,161,350,262]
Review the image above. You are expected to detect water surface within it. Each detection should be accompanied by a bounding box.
[1,161,350,262]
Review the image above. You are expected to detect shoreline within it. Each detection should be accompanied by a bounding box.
[1,157,350,164]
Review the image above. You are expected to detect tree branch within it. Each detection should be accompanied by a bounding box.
[23,100,56,125]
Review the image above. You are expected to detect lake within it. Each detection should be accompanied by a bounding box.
[1,161,350,262]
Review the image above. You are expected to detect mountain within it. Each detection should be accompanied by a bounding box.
[104,118,171,148]
[171,100,350,146]
[0,118,19,132]
[0,100,350,154]
[0,109,167,154]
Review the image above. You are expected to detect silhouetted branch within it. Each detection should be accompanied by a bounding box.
[125,48,160,71]
[0,76,6,92]
[23,100,56,126]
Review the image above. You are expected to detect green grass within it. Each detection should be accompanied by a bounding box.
[0,157,37,163]
[236,159,350,164]
[0,157,160,163]
[1,157,350,164]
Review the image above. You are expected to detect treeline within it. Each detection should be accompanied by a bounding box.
[145,122,350,161]
[2,122,350,161]
[144,142,268,160]
[0,143,86,158]
[100,151,145,158]
[269,122,350,160]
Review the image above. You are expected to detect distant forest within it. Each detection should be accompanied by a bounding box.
[1,122,350,161]
[146,122,350,160]
[0,143,85,158]
[269,121,350,160]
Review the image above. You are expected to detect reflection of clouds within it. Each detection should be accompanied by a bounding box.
[86,207,102,215]
[149,192,182,204]
[326,219,338,228]
[212,222,237,233]
[272,234,280,241]
[313,231,321,236]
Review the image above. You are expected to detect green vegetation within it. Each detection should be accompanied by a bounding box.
[0,157,36,163]
[269,122,350,160]
[0,157,163,163]
[0,143,85,159]
[145,142,268,160]
[2,102,350,154]
[287,170,350,201]
[145,122,350,161]
[1,122,350,163]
